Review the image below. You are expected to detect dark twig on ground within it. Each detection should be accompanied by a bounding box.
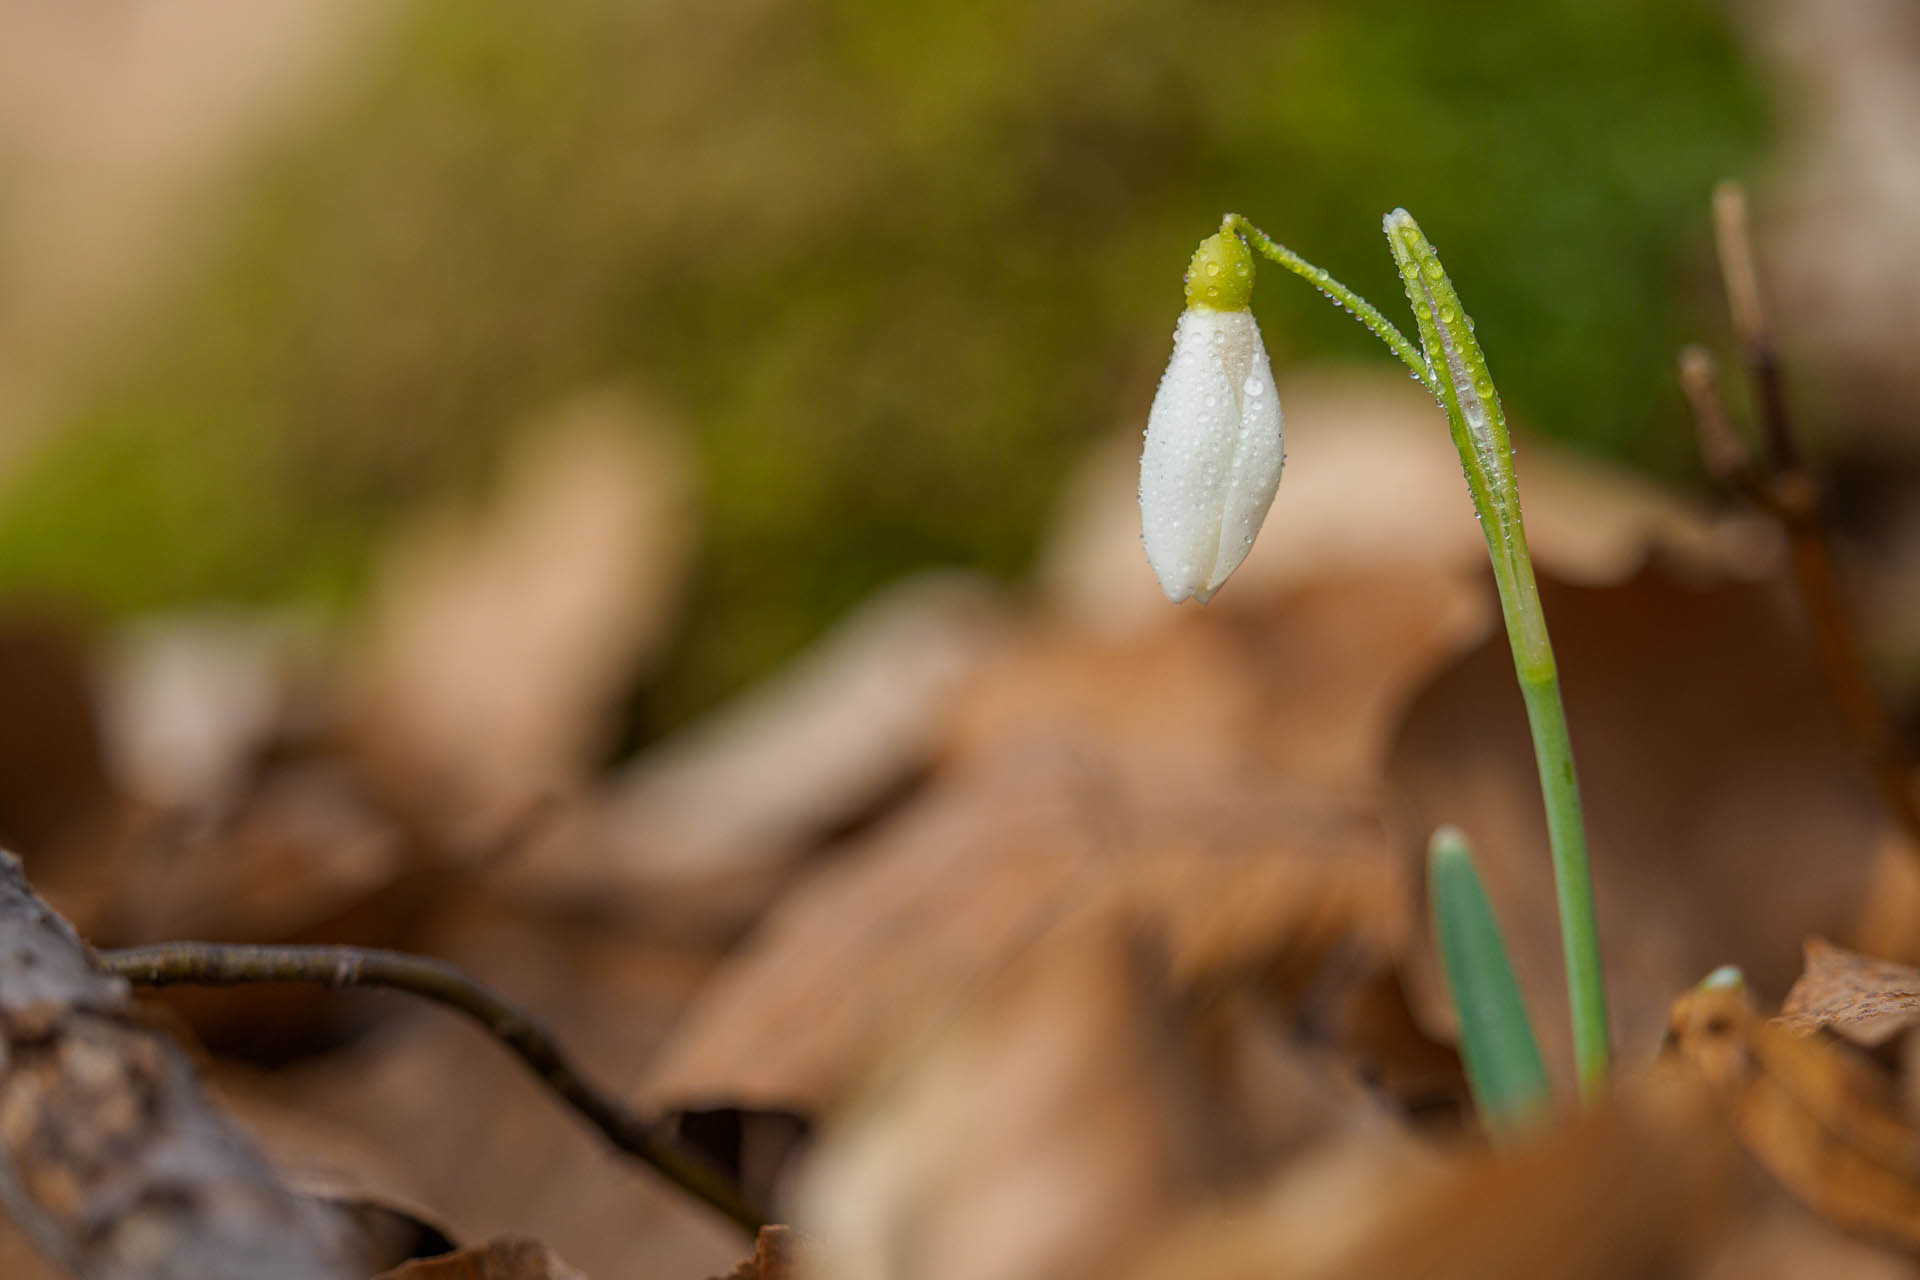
[100,940,767,1235]
[1679,180,1920,851]
[0,851,360,1280]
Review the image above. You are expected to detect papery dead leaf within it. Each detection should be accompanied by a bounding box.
[1123,1128,1452,1280]
[1781,938,1920,1048]
[791,907,1388,1280]
[375,1237,586,1280]
[640,749,1410,1119]
[1312,1069,1740,1279]
[517,573,1008,932]
[709,1225,800,1280]
[0,616,117,862]
[1669,977,1920,1251]
[353,388,694,849]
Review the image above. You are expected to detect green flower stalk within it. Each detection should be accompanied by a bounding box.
[1140,210,1611,1105]
[1381,210,1608,1103]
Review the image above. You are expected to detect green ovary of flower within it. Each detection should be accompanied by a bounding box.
[1183,231,1255,311]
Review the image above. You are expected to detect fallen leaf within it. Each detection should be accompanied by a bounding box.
[639,750,1408,1118]
[708,1225,800,1280]
[1306,1069,1741,1279]
[1781,939,1920,1048]
[1669,975,1920,1251]
[375,1238,586,1280]
[515,572,1008,932]
[352,389,695,850]
[790,906,1391,1280]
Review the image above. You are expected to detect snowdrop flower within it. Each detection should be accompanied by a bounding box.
[1139,230,1284,603]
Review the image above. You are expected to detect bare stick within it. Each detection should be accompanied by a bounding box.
[100,941,766,1235]
[1686,182,1920,851]
[0,852,361,1280]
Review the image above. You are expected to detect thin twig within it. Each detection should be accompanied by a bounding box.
[101,941,767,1235]
[1683,181,1920,852]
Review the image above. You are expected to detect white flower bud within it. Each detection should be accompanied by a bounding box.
[1139,233,1283,603]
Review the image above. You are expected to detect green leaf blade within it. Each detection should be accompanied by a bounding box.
[1428,825,1553,1136]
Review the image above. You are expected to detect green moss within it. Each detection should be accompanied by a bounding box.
[0,0,1769,728]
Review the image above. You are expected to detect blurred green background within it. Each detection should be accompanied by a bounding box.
[0,0,1766,732]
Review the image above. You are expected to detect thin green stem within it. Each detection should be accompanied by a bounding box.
[1382,209,1610,1102]
[1519,676,1607,1102]
[1222,213,1435,394]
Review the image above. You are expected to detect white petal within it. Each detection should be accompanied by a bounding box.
[1138,308,1285,603]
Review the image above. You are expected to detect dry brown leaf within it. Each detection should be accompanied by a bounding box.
[1123,1128,1452,1280]
[375,1238,586,1280]
[513,572,1009,931]
[1389,564,1889,1084]
[639,749,1408,1118]
[1314,1070,1740,1280]
[95,760,410,947]
[212,1069,460,1270]
[952,570,1487,799]
[1781,939,1920,1048]
[709,1225,801,1280]
[790,907,1390,1280]
[1669,977,1920,1252]
[1697,1204,1920,1280]
[352,389,694,850]
[0,617,118,865]
[1852,838,1920,970]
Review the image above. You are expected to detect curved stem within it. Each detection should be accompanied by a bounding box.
[1383,208,1611,1103]
[102,941,767,1234]
[1223,213,1436,394]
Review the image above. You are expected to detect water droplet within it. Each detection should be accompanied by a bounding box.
[1204,394,1218,408]
[1205,261,1221,278]
[1439,304,1457,322]
[1423,260,1443,280]
[1314,268,1329,282]
[1243,377,1265,397]
[1235,261,1250,277]
[1205,284,1219,299]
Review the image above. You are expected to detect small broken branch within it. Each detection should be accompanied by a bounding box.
[0,851,360,1280]
[100,941,767,1235]
[1682,181,1920,851]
